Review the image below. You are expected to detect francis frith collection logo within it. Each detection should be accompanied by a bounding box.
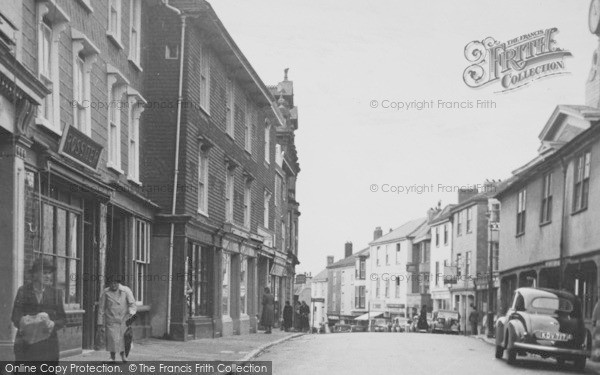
[463,28,572,92]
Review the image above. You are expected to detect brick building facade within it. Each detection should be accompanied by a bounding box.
[0,0,156,359]
[143,0,300,340]
[0,0,300,359]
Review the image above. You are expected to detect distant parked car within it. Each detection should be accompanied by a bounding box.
[393,317,410,332]
[373,318,389,332]
[431,310,460,334]
[333,323,352,333]
[495,287,591,372]
[350,324,368,332]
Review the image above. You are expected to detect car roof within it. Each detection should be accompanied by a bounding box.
[516,287,577,301]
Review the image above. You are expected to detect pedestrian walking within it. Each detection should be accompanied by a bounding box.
[469,304,478,335]
[98,276,137,363]
[261,287,275,334]
[283,301,293,332]
[300,301,310,332]
[11,258,66,362]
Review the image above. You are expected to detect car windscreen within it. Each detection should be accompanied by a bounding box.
[437,311,459,319]
[529,296,574,314]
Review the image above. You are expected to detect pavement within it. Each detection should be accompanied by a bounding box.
[66,330,304,362]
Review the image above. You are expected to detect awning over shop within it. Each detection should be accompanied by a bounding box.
[355,312,383,321]
[270,263,286,277]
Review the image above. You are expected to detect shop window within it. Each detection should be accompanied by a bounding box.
[39,202,81,309]
[187,244,210,317]
[222,252,230,317]
[240,258,247,315]
[133,219,150,305]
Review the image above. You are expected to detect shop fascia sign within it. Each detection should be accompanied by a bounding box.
[58,124,102,170]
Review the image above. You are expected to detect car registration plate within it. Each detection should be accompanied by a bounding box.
[536,331,572,341]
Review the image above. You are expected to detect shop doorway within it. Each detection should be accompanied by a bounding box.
[82,200,97,349]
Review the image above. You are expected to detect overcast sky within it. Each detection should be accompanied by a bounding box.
[211,0,597,276]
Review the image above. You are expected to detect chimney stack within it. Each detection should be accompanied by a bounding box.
[345,242,353,258]
[374,227,383,240]
[327,256,334,266]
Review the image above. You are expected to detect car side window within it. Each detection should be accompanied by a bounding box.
[514,293,525,311]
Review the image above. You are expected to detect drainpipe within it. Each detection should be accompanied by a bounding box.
[162,0,186,337]
[558,157,568,290]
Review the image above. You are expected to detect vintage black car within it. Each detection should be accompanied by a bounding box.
[495,287,591,371]
[431,310,460,334]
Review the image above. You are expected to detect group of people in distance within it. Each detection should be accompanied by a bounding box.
[260,287,311,334]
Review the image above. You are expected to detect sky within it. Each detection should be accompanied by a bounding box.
[211,0,597,276]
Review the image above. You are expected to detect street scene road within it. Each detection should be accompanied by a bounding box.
[258,333,598,375]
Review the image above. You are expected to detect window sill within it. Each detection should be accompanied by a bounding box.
[107,163,124,175]
[515,232,525,238]
[76,0,94,13]
[127,176,142,186]
[128,58,143,72]
[36,117,62,136]
[106,32,124,50]
[226,132,235,141]
[539,220,552,228]
[199,105,210,117]
[571,207,588,216]
[197,209,209,218]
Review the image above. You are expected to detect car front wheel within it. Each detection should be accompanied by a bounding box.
[495,345,503,359]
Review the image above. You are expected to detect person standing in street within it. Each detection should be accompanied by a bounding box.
[98,276,137,363]
[283,301,293,332]
[261,287,275,334]
[469,304,479,335]
[300,301,310,332]
[11,258,66,362]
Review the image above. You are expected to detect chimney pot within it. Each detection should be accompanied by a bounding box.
[327,256,334,266]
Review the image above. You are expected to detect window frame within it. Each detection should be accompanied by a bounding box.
[225,78,234,138]
[572,152,591,213]
[132,218,150,305]
[225,166,234,222]
[199,43,210,113]
[36,3,68,134]
[128,0,142,68]
[107,0,123,48]
[197,145,210,215]
[516,189,527,235]
[540,173,553,224]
